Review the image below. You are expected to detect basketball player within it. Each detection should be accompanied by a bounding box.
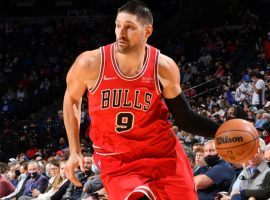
[63,1,219,199]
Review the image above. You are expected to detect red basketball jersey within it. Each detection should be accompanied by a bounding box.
[87,43,198,200]
[87,43,175,156]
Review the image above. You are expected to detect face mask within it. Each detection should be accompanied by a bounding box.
[84,169,92,176]
[91,164,100,175]
[45,171,51,178]
[20,173,27,179]
[226,116,235,121]
[204,155,220,167]
[30,172,38,179]
[15,170,21,176]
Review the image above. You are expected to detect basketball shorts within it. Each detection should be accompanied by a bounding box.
[93,141,198,200]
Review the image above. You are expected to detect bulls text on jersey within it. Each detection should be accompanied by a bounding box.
[101,89,153,111]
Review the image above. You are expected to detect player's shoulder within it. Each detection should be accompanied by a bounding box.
[67,48,101,81]
[158,53,179,76]
[158,53,178,70]
[75,49,101,68]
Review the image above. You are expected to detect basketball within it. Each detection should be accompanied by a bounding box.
[215,119,259,163]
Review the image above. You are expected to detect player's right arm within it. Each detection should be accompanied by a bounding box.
[63,50,100,187]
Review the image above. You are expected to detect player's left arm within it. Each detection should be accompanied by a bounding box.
[158,53,220,138]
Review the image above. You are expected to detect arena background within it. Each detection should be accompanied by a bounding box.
[1,0,270,162]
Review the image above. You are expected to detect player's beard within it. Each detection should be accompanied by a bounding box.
[116,37,131,54]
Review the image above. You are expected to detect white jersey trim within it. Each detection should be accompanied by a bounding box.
[125,185,156,200]
[95,151,123,156]
[154,50,162,95]
[89,46,105,94]
[111,43,150,81]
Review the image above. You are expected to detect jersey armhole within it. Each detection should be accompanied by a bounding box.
[154,50,162,95]
[89,47,105,94]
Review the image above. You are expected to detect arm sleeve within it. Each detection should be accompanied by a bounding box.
[164,93,220,137]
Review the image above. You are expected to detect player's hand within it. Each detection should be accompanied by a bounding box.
[65,152,84,187]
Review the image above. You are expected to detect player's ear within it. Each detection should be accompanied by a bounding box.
[145,24,153,38]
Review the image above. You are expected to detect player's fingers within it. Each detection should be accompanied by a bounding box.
[69,170,82,187]
[65,164,82,187]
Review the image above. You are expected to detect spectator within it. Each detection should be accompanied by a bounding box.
[193,146,207,176]
[58,137,68,151]
[225,105,248,121]
[192,143,204,153]
[182,145,196,169]
[194,140,234,200]
[221,138,270,200]
[18,161,48,199]
[30,159,66,200]
[2,161,28,200]
[62,154,94,200]
[235,75,253,104]
[81,160,103,200]
[251,71,265,109]
[50,160,71,200]
[0,174,15,198]
[171,125,182,141]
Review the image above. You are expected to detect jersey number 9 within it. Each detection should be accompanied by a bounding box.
[115,112,134,133]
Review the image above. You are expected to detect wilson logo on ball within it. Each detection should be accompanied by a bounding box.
[216,136,244,145]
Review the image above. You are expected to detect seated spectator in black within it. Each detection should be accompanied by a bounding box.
[62,153,94,200]
[18,161,48,199]
[194,140,234,200]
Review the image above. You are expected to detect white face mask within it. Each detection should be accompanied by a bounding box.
[91,164,100,175]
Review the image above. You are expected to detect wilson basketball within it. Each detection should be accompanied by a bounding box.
[215,119,259,163]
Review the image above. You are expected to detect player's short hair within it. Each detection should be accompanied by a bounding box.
[118,0,153,25]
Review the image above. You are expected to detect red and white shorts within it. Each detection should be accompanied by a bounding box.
[93,141,198,200]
